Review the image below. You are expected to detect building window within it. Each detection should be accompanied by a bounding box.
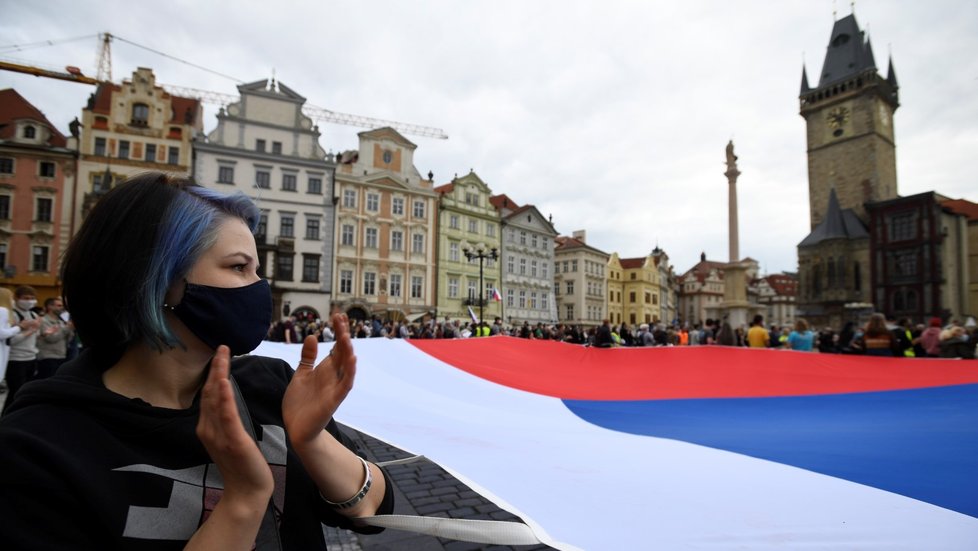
[256,212,268,241]
[339,269,353,294]
[486,223,495,238]
[645,292,651,304]
[413,201,425,218]
[566,281,574,294]
[388,274,402,297]
[366,193,380,212]
[32,245,49,272]
[565,304,574,320]
[468,219,478,234]
[256,139,266,152]
[854,262,862,291]
[23,125,36,139]
[35,197,53,222]
[305,218,320,240]
[272,141,282,155]
[131,104,149,126]
[412,233,424,254]
[144,144,157,162]
[307,177,322,194]
[449,241,460,262]
[256,170,271,189]
[392,197,404,215]
[302,254,320,283]
[118,140,130,159]
[365,227,378,248]
[363,272,376,295]
[542,293,549,310]
[467,280,477,300]
[519,258,526,275]
[448,277,459,298]
[342,189,356,208]
[506,255,514,274]
[0,195,10,219]
[168,146,180,165]
[276,254,293,281]
[531,260,538,277]
[39,161,56,178]
[506,289,514,307]
[519,290,526,308]
[0,243,6,268]
[519,231,526,245]
[411,276,423,299]
[93,138,106,157]
[449,215,459,229]
[282,173,297,191]
[341,224,354,246]
[889,212,915,242]
[542,262,549,278]
[217,165,235,184]
[391,230,403,252]
[530,292,538,309]
[280,215,294,238]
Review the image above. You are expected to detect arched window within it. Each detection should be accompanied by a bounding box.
[23,125,36,139]
[827,257,836,289]
[836,257,846,288]
[812,264,822,296]
[853,262,861,291]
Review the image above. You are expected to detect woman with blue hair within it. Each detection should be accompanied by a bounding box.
[0,173,392,549]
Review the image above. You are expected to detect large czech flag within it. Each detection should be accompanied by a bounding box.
[255,336,978,550]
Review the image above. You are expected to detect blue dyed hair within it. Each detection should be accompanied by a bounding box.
[62,173,260,354]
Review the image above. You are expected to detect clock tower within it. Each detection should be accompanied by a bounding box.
[800,13,899,228]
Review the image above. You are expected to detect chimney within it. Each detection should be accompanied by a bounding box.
[572,230,586,243]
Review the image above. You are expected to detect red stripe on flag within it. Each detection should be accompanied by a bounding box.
[408,336,978,400]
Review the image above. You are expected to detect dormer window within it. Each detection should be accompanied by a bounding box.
[131,103,150,126]
[23,125,36,139]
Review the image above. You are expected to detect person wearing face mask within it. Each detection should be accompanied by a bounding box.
[1,286,41,414]
[35,296,74,379]
[0,173,392,549]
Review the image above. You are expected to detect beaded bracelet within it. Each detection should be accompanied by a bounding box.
[321,456,372,510]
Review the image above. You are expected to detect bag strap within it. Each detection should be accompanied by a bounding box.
[230,376,544,547]
[229,375,283,551]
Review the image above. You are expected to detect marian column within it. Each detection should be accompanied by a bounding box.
[725,140,740,262]
[720,140,751,328]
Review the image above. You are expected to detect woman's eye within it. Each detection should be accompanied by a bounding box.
[232,264,247,272]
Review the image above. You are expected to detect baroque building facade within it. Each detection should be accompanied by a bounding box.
[434,171,501,323]
[491,194,558,324]
[678,253,762,326]
[75,67,201,233]
[0,89,75,300]
[332,128,437,322]
[193,79,334,320]
[755,273,798,328]
[554,230,608,326]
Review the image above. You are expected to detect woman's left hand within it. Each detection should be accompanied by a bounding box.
[282,312,356,446]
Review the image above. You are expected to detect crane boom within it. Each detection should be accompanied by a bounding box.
[160,83,448,140]
[0,59,98,85]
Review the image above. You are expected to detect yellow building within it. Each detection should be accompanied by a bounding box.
[607,253,662,326]
[555,230,608,326]
[434,171,501,323]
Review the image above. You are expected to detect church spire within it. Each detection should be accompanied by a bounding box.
[800,65,811,94]
[886,54,899,89]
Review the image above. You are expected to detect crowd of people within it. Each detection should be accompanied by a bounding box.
[268,311,977,359]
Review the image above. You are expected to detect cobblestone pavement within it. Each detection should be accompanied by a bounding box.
[330,424,559,551]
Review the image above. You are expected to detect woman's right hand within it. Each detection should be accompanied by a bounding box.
[189,345,273,548]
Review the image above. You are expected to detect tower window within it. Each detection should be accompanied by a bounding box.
[131,103,150,126]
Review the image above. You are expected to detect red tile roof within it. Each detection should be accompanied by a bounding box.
[942,199,978,221]
[763,273,798,296]
[0,88,67,147]
[681,258,727,283]
[620,257,646,269]
[434,182,455,194]
[489,194,520,211]
[555,235,586,250]
[169,95,200,124]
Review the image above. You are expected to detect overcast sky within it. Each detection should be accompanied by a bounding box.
[2,0,976,276]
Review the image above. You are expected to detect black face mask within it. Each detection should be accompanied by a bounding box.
[168,279,272,355]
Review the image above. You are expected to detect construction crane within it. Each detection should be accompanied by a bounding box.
[0,32,448,140]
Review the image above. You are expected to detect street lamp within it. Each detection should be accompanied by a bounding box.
[462,244,498,324]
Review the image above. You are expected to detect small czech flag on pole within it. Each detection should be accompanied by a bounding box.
[467,306,479,324]
[492,287,502,302]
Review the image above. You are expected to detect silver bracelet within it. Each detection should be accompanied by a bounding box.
[321,456,372,510]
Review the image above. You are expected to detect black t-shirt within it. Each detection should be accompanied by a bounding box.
[0,350,393,550]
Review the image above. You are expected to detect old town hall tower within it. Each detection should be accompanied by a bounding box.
[797,13,900,328]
